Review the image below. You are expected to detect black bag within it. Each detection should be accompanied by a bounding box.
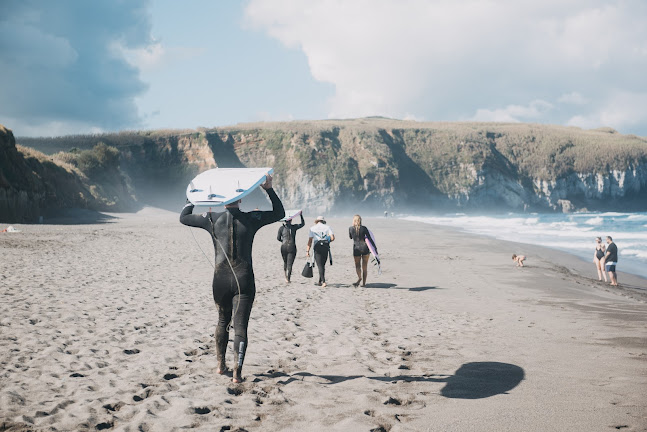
[301,261,314,278]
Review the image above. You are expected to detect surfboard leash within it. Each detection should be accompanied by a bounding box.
[188,226,215,270]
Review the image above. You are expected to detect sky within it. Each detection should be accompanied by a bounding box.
[1,0,646,137]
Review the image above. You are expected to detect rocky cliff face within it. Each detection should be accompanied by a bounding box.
[212,122,647,213]
[0,124,135,223]
[11,119,647,217]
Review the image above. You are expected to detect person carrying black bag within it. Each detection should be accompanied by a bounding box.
[277,213,305,283]
[306,216,335,287]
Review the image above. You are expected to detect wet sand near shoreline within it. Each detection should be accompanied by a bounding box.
[1,209,646,431]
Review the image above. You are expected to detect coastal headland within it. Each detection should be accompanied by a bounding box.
[3,119,647,223]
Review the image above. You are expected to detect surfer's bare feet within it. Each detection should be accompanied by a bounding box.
[216,362,228,375]
[232,368,243,383]
[322,282,327,287]
[352,279,360,287]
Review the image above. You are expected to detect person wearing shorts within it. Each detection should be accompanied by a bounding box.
[604,236,618,286]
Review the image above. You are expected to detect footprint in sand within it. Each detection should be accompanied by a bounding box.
[133,388,153,402]
[103,402,125,412]
[95,421,114,430]
[192,406,212,415]
[226,387,244,396]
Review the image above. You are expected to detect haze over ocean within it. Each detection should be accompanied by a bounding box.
[405,212,647,279]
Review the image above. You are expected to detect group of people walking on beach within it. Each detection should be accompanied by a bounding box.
[179,174,378,383]
[594,236,619,286]
[180,173,629,384]
[278,213,377,288]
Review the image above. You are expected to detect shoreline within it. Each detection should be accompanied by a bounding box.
[399,218,647,302]
[401,214,647,287]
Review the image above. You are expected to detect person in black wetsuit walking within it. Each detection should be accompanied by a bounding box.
[349,214,377,287]
[179,174,284,383]
[277,213,305,283]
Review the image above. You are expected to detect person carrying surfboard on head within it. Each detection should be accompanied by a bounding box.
[277,211,305,283]
[348,214,378,287]
[179,173,284,383]
[306,216,334,287]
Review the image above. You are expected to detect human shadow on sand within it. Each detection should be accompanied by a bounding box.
[363,283,442,292]
[260,362,524,399]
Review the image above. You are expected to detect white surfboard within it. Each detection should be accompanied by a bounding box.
[281,209,303,222]
[365,228,381,275]
[186,167,273,207]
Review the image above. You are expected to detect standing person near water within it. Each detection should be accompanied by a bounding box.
[593,236,608,282]
[179,174,284,383]
[348,215,377,287]
[604,236,619,286]
[306,216,335,287]
[277,213,305,283]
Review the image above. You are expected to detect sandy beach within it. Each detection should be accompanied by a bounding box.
[1,209,646,431]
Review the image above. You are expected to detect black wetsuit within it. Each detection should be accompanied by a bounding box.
[179,188,284,371]
[277,214,305,281]
[349,225,376,256]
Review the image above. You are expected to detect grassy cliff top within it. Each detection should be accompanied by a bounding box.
[15,119,647,181]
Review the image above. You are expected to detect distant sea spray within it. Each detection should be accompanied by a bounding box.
[404,212,647,280]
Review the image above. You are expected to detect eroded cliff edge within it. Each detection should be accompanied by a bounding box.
[6,118,647,222]
[0,124,135,222]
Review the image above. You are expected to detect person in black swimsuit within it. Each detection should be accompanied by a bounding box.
[349,214,377,287]
[277,213,305,282]
[593,236,607,282]
[180,174,284,383]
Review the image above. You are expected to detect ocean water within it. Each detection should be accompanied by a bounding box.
[403,212,647,280]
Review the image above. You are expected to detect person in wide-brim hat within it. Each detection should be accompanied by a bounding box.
[306,215,334,287]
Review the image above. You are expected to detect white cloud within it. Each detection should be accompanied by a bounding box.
[254,111,295,122]
[567,91,647,132]
[245,0,647,134]
[472,100,554,122]
[0,1,153,135]
[558,92,589,105]
[120,41,205,72]
[5,117,106,138]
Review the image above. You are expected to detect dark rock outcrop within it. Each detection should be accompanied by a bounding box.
[0,124,135,223]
